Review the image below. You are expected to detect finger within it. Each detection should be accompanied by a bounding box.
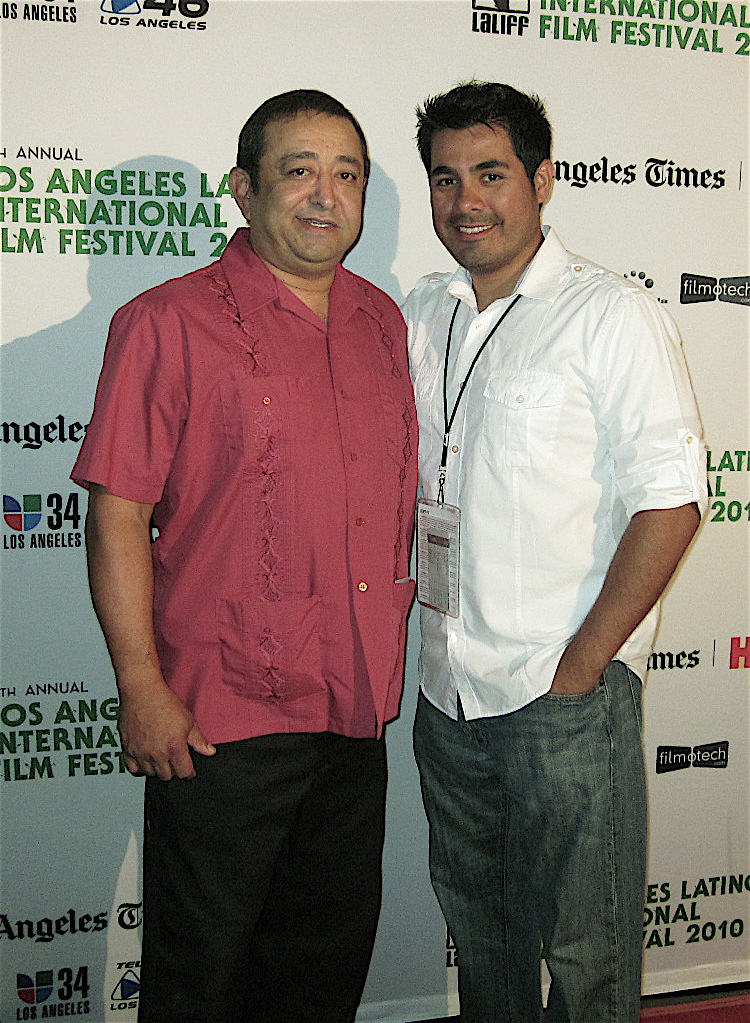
[187,724,216,758]
[124,754,147,776]
[169,745,197,780]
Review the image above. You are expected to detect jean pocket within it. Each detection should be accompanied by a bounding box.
[217,594,326,702]
[541,678,604,703]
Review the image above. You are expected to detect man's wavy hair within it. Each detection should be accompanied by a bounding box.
[237,89,370,191]
[416,81,552,182]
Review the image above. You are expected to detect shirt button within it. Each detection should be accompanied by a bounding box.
[516,395,525,404]
[451,445,460,454]
[262,396,272,405]
[355,517,364,526]
[686,435,694,444]
[350,451,358,461]
[358,581,368,592]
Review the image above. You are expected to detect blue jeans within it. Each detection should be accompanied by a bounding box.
[413,662,647,1023]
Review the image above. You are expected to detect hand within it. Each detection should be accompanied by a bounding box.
[117,683,216,781]
[548,647,602,696]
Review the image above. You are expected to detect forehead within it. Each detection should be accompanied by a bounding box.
[430,123,519,171]
[261,112,365,166]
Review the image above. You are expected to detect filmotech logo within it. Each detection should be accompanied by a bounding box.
[471,0,530,37]
[681,273,750,306]
[656,741,729,774]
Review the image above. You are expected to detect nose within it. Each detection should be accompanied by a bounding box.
[311,172,335,209]
[456,181,483,213]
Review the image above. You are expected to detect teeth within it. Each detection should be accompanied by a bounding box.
[307,219,332,227]
[458,225,490,234]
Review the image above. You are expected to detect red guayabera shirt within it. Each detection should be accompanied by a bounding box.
[73,229,417,743]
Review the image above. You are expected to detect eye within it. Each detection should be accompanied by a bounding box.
[482,172,503,182]
[339,171,358,182]
[288,167,309,177]
[432,176,456,188]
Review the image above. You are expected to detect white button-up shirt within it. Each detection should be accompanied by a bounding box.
[403,228,707,720]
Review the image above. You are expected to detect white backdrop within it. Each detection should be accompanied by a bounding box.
[1,2,748,1020]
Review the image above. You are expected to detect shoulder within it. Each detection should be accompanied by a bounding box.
[114,260,220,322]
[401,271,455,325]
[557,250,680,338]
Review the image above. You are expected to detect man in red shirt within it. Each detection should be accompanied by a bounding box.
[73,90,417,1023]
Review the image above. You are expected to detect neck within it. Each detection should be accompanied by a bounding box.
[262,260,335,323]
[472,231,544,312]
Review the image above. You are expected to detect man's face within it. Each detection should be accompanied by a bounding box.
[428,123,553,294]
[231,112,366,281]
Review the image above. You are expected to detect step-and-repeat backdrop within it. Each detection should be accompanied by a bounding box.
[1,2,748,1020]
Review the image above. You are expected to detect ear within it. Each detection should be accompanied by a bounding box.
[229,166,254,220]
[533,158,555,208]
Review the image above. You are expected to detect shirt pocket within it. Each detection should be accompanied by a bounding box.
[219,375,307,465]
[481,371,565,468]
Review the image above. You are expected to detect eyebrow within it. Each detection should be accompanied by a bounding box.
[278,151,363,170]
[429,159,511,179]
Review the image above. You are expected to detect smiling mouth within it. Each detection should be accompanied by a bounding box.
[456,224,493,235]
[301,217,337,229]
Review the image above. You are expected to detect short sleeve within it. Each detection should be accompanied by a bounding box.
[71,295,189,505]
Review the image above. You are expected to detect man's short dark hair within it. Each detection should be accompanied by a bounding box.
[237,89,370,191]
[416,81,552,182]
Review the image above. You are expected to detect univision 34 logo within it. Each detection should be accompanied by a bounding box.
[656,740,729,773]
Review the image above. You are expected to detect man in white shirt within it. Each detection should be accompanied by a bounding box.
[404,81,707,1023]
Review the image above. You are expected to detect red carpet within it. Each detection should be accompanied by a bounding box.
[640,994,750,1021]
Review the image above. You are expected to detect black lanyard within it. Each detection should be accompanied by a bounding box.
[438,293,522,503]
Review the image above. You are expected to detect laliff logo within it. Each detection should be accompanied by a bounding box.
[117,902,143,930]
[18,971,54,1005]
[471,0,530,36]
[681,273,750,306]
[656,741,729,773]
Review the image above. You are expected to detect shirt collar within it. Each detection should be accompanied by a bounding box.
[219,227,376,328]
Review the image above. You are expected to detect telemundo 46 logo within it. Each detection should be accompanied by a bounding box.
[101,0,141,12]
[100,0,209,27]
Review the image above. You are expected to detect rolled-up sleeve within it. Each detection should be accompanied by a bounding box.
[592,290,708,520]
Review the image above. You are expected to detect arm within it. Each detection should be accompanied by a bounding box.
[550,503,700,694]
[85,483,215,779]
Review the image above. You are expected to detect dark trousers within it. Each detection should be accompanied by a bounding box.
[138,731,387,1023]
